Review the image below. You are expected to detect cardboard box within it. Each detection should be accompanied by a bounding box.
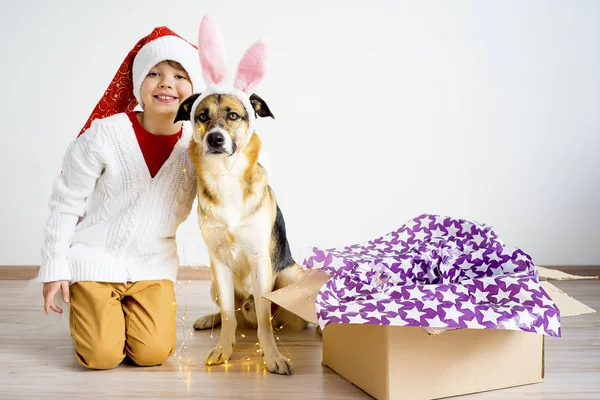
[265,269,595,400]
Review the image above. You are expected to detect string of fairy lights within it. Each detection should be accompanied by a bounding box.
[172,254,318,378]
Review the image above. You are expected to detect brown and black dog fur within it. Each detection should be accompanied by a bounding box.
[175,93,307,375]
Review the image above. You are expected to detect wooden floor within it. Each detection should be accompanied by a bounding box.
[1,279,598,399]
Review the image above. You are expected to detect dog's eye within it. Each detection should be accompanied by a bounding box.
[198,113,209,122]
[228,112,240,121]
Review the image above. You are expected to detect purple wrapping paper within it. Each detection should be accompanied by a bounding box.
[302,214,561,337]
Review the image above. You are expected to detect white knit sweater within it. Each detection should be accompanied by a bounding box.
[38,113,197,284]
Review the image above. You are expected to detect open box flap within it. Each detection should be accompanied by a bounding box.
[537,266,598,281]
[265,270,331,325]
[540,281,596,317]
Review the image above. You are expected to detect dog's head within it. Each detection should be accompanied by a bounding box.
[175,92,273,156]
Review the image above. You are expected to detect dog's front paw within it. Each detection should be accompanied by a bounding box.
[264,352,293,375]
[205,343,233,366]
[193,313,221,330]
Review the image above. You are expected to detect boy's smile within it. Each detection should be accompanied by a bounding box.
[154,93,179,104]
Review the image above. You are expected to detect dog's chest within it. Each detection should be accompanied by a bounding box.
[200,174,247,228]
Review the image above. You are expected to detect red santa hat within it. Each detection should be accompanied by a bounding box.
[78,26,201,137]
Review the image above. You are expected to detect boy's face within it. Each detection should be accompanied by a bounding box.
[140,60,193,116]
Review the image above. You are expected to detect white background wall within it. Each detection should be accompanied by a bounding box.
[1,0,598,267]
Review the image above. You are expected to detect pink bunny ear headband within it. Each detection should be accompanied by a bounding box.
[189,14,269,139]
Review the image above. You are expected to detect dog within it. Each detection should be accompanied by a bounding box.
[175,92,308,375]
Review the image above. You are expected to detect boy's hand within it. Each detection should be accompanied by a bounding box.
[43,281,70,315]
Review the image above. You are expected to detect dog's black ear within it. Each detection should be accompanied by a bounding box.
[174,93,201,123]
[249,93,275,119]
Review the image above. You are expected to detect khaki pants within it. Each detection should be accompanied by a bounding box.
[69,280,176,369]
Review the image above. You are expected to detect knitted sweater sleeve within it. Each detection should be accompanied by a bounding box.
[38,120,105,282]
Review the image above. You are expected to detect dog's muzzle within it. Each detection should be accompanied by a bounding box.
[205,130,237,156]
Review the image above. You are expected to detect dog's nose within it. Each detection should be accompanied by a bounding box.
[206,132,225,148]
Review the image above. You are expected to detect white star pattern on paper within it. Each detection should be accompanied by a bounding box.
[472,233,485,246]
[419,215,434,229]
[406,286,425,300]
[347,314,370,324]
[404,307,425,322]
[374,241,389,251]
[492,288,512,303]
[426,315,447,327]
[501,275,521,288]
[430,226,446,238]
[462,243,474,253]
[442,305,464,323]
[456,258,474,270]
[472,288,489,303]
[480,308,502,324]
[383,301,403,314]
[502,260,520,274]
[531,304,546,317]
[328,256,348,270]
[446,223,460,237]
[326,308,345,320]
[541,295,556,307]
[479,277,497,290]
[514,290,533,303]
[487,251,503,263]
[413,229,429,242]
[458,300,477,314]
[546,314,560,334]
[460,222,473,235]
[397,229,411,243]
[517,309,536,326]
[441,289,460,303]
[533,324,546,334]
[344,302,364,314]
[342,286,360,299]
[434,215,447,226]
[392,242,407,253]
[421,297,442,311]
[475,263,490,273]
[524,279,540,291]
[501,318,520,330]
[470,248,486,262]
[386,315,410,326]
[464,317,482,329]
[366,309,387,321]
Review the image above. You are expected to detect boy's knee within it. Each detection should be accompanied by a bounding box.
[127,341,174,366]
[75,345,125,370]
